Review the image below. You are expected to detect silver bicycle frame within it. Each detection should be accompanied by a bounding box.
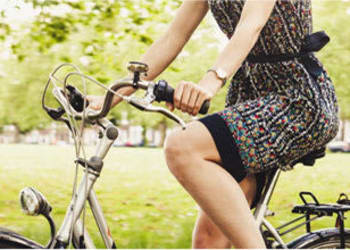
[253,168,289,248]
[71,190,115,248]
[53,118,118,248]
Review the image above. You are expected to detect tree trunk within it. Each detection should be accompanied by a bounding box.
[158,119,167,147]
[340,118,346,141]
[13,123,20,143]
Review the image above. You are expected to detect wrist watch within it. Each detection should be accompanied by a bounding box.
[207,67,228,87]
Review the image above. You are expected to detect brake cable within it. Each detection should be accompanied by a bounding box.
[43,63,92,247]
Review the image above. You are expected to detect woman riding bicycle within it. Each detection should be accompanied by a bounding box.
[89,0,339,248]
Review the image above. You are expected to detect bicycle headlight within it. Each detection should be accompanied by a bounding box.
[19,187,51,216]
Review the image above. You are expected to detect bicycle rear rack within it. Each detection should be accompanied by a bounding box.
[282,191,350,248]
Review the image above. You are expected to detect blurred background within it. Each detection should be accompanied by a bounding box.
[0,0,350,248]
[0,0,348,148]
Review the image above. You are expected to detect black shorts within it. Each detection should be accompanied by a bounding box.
[198,113,267,209]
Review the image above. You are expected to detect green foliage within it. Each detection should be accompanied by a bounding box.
[313,1,350,118]
[0,22,10,41]
[0,0,218,131]
[0,0,349,132]
[31,16,75,50]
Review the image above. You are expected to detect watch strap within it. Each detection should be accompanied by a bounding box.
[207,68,227,87]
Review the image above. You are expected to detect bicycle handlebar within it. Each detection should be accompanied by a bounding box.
[98,79,140,118]
[73,78,210,119]
[43,63,211,130]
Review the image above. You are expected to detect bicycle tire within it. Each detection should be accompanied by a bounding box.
[0,227,43,249]
[288,228,350,249]
[300,235,350,249]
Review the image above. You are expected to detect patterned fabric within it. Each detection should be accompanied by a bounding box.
[208,0,339,173]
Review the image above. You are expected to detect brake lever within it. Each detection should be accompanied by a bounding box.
[58,117,76,134]
[52,87,76,117]
[46,107,65,120]
[124,82,186,129]
[52,86,97,123]
[126,94,186,129]
[148,106,186,130]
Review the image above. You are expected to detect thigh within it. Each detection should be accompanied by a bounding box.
[169,118,259,205]
[169,120,223,164]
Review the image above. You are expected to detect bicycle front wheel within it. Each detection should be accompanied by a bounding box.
[0,227,43,249]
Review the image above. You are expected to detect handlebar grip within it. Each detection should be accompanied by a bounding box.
[66,85,89,112]
[154,80,210,115]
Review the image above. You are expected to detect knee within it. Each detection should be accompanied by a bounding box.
[164,129,192,176]
[164,129,183,159]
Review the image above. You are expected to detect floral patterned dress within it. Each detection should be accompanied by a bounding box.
[206,0,339,175]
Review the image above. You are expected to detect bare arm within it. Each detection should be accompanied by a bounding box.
[110,0,209,106]
[173,0,277,116]
[141,1,209,80]
[199,0,277,97]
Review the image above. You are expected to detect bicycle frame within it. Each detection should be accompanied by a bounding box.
[53,118,118,249]
[253,168,289,248]
[252,167,350,249]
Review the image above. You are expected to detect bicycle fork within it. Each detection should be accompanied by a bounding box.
[53,121,119,248]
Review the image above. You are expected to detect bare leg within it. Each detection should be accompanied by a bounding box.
[192,174,258,249]
[192,209,232,249]
[164,121,265,249]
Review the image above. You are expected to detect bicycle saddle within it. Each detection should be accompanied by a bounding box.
[290,146,326,167]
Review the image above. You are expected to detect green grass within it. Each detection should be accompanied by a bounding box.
[0,144,350,248]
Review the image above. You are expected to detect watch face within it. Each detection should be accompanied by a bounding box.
[216,68,227,79]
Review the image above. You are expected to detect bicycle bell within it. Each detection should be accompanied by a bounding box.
[127,61,149,87]
[127,61,148,74]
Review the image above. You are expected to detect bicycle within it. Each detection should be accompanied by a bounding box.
[0,62,349,248]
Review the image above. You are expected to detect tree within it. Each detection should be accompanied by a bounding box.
[0,0,221,133]
[1,0,349,135]
[313,0,350,119]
